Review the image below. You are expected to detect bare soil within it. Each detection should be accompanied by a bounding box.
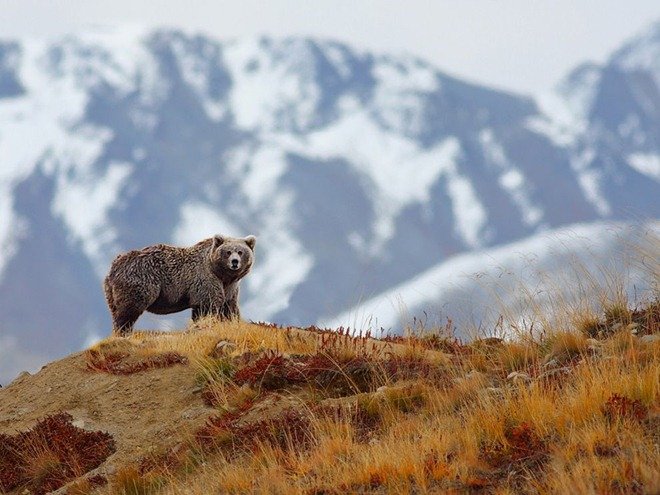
[0,349,215,475]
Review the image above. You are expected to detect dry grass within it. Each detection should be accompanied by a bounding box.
[78,295,659,495]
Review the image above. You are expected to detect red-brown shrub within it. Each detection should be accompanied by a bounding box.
[0,412,115,494]
[195,408,313,455]
[86,349,188,374]
[602,394,649,422]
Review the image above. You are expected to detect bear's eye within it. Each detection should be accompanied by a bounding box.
[224,250,231,256]
[238,250,243,256]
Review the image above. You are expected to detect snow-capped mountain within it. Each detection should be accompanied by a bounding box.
[0,23,658,382]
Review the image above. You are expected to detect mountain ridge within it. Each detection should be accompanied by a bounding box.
[0,23,658,382]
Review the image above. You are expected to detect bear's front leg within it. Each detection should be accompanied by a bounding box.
[221,298,240,320]
[192,302,224,321]
[191,282,225,321]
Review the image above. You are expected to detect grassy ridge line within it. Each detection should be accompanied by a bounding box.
[71,299,658,495]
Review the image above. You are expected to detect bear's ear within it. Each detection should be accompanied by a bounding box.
[212,235,225,249]
[244,235,256,250]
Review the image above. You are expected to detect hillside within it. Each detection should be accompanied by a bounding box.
[0,296,658,494]
[1,21,659,383]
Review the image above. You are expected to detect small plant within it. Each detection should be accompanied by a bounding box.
[380,383,428,413]
[381,353,447,384]
[316,326,383,361]
[305,354,378,395]
[66,474,108,495]
[110,466,165,495]
[316,398,383,443]
[498,342,537,373]
[195,357,235,386]
[577,315,606,338]
[604,302,633,328]
[543,331,587,363]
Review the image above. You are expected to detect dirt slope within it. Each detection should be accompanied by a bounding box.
[0,347,212,471]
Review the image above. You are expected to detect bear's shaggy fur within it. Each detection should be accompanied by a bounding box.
[103,235,256,335]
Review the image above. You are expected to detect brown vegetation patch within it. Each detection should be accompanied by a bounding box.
[303,354,378,395]
[482,422,549,473]
[232,351,306,390]
[382,354,449,384]
[231,350,375,395]
[196,407,314,455]
[0,412,115,494]
[602,394,649,422]
[316,398,383,442]
[232,346,446,397]
[86,349,188,375]
[137,445,187,479]
[66,474,108,495]
[382,333,469,354]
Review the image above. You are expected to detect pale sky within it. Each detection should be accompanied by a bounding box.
[2,0,659,95]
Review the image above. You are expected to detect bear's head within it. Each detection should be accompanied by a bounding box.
[209,234,256,280]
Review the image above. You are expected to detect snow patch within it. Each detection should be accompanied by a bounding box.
[320,43,351,79]
[570,149,611,216]
[224,142,291,210]
[281,107,464,250]
[0,40,92,277]
[479,129,544,227]
[52,159,132,276]
[627,153,660,181]
[556,65,601,123]
[173,202,242,246]
[169,34,228,121]
[64,25,166,103]
[0,197,28,279]
[371,56,439,136]
[243,192,314,319]
[0,30,164,278]
[224,37,320,131]
[528,92,589,147]
[612,22,660,88]
[243,145,290,208]
[443,146,488,248]
[372,57,438,93]
[618,114,645,145]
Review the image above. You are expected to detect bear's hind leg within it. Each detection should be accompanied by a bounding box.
[103,278,116,315]
[192,305,211,321]
[109,283,159,336]
[112,309,142,337]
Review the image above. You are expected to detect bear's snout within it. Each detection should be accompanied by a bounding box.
[229,253,241,270]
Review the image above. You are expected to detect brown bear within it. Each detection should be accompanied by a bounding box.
[103,234,256,335]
